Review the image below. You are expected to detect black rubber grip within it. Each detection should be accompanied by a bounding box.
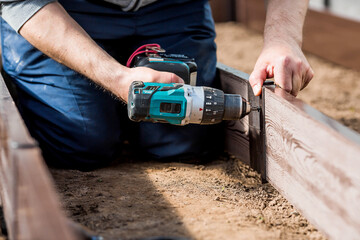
[201,87,225,124]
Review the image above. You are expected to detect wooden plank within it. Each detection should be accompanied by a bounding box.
[264,86,360,240]
[0,152,15,239]
[0,74,77,240]
[0,97,17,238]
[218,63,267,174]
[210,0,235,22]
[235,0,266,32]
[0,74,35,148]
[13,148,76,240]
[302,10,360,71]
[235,0,360,71]
[218,63,251,165]
[248,84,266,180]
[220,64,360,239]
[235,0,247,24]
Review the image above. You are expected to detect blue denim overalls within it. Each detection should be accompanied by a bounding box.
[1,0,221,169]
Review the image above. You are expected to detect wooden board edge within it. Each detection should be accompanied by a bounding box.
[0,75,77,240]
[218,63,360,239]
[217,63,251,165]
[13,148,77,240]
[210,0,236,22]
[263,86,360,239]
[217,63,266,171]
[265,86,360,145]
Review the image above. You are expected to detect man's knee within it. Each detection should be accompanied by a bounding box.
[41,127,122,170]
[134,123,223,160]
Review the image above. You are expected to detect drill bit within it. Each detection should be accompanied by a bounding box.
[244,101,261,116]
[251,106,261,112]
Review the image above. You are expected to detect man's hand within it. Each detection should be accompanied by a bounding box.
[249,0,314,97]
[249,41,313,97]
[118,67,183,102]
[19,2,182,103]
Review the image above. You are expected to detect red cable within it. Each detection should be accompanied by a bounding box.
[126,43,161,67]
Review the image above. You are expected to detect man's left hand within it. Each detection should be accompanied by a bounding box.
[249,41,314,97]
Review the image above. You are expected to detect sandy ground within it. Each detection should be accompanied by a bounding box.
[47,22,360,240]
[51,154,323,240]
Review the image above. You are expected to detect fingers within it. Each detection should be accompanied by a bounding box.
[156,71,184,84]
[273,57,315,97]
[134,67,184,84]
[266,65,274,78]
[301,67,314,90]
[170,73,184,83]
[249,64,268,96]
[291,73,302,97]
[252,42,315,98]
[274,56,293,93]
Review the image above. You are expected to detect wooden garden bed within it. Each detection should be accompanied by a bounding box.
[219,63,360,240]
[0,63,360,239]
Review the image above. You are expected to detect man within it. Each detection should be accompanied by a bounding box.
[0,0,313,169]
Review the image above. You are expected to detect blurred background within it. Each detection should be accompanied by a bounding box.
[210,0,360,133]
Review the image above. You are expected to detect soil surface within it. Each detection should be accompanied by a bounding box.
[50,22,360,240]
[51,155,323,240]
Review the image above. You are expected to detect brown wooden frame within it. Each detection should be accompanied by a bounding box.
[1,63,360,239]
[209,0,236,22]
[0,75,77,240]
[219,63,360,240]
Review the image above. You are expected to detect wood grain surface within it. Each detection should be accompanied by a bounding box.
[0,75,77,240]
[219,64,360,240]
[264,86,360,240]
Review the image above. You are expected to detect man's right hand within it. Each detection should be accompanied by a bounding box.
[118,67,184,102]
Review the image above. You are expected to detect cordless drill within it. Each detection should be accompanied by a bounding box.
[126,44,258,125]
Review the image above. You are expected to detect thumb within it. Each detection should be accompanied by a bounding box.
[157,72,184,84]
[249,64,268,96]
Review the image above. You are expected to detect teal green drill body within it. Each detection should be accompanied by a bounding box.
[143,82,187,125]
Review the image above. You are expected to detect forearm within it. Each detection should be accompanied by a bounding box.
[249,0,313,97]
[264,0,309,47]
[19,2,128,98]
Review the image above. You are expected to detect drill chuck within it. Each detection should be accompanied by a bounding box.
[194,88,251,124]
[223,94,251,120]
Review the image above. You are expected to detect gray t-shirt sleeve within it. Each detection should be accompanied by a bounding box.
[1,0,57,32]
